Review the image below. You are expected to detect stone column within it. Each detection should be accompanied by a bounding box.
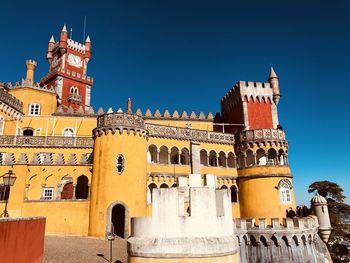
[178,153,181,165]
[253,153,257,166]
[190,141,200,174]
[167,150,171,164]
[87,184,91,199]
[157,149,160,164]
[73,183,77,200]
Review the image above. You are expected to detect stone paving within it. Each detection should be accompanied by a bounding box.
[44,236,127,263]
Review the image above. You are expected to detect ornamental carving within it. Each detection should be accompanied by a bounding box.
[145,124,234,145]
[97,113,145,129]
[237,129,286,143]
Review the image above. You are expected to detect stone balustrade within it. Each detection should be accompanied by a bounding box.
[0,135,93,148]
[236,128,286,143]
[95,112,235,144]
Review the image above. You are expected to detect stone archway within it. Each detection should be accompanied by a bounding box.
[106,201,129,239]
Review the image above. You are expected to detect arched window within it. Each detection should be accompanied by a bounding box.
[61,182,74,199]
[147,145,158,163]
[278,179,292,204]
[227,152,235,168]
[180,148,190,165]
[0,116,4,135]
[209,150,217,167]
[278,149,285,165]
[220,185,228,189]
[230,185,238,203]
[147,183,157,204]
[218,151,226,167]
[115,154,125,175]
[75,175,89,199]
[246,150,255,167]
[160,183,169,188]
[170,147,179,164]
[256,149,266,166]
[200,149,208,166]
[62,127,75,137]
[159,146,169,164]
[267,149,277,165]
[28,103,41,116]
[23,128,34,136]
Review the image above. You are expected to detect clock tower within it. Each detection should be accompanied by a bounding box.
[41,25,93,111]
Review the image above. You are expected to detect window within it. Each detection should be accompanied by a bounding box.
[23,128,34,136]
[115,154,125,174]
[75,175,89,199]
[28,103,41,116]
[62,128,75,137]
[279,179,292,204]
[42,187,54,200]
[0,185,10,201]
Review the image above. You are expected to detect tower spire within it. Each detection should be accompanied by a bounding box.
[269,66,278,79]
[61,24,67,32]
[268,67,280,105]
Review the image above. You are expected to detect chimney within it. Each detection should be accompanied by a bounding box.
[25,60,37,84]
[127,98,132,113]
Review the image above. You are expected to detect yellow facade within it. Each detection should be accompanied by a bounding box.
[0,42,295,241]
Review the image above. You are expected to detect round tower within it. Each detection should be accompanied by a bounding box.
[235,129,295,222]
[88,109,148,238]
[312,193,332,243]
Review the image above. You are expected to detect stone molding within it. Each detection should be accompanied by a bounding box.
[0,89,23,119]
[0,135,93,148]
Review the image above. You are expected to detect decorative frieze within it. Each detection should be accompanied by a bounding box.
[236,128,286,143]
[0,136,93,148]
[145,124,235,145]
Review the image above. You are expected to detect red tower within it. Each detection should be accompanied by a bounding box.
[41,25,93,111]
[220,67,281,133]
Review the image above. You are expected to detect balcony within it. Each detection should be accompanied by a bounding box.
[0,136,93,148]
[236,128,286,144]
[67,93,82,102]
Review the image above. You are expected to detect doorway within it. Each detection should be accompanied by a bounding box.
[111,204,126,238]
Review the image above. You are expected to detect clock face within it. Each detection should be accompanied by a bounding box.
[67,54,83,68]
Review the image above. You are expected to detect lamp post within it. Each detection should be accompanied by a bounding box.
[1,170,16,218]
[107,232,115,263]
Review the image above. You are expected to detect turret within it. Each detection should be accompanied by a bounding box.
[312,193,332,243]
[59,24,68,54]
[25,60,37,85]
[46,35,55,63]
[269,67,280,105]
[84,35,91,62]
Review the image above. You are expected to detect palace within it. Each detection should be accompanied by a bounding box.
[0,24,313,241]
[0,25,293,238]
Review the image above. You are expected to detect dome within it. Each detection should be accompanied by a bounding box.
[312,193,327,204]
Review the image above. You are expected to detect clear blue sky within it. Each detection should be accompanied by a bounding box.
[1,0,349,205]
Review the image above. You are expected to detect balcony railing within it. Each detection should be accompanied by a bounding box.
[0,136,93,148]
[0,89,23,112]
[236,128,286,143]
[67,93,82,102]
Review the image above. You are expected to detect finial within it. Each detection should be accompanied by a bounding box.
[49,35,55,43]
[85,35,91,43]
[127,98,132,113]
[61,24,68,32]
[269,66,278,79]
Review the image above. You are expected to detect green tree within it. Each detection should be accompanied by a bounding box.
[308,181,350,262]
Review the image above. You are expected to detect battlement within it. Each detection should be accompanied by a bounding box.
[26,59,37,66]
[138,108,214,121]
[67,38,86,53]
[128,184,237,258]
[4,80,56,94]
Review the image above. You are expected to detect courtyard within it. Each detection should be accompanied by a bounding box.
[44,236,127,263]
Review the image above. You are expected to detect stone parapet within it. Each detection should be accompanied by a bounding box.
[236,128,286,144]
[0,135,93,148]
[146,123,235,145]
[0,89,23,119]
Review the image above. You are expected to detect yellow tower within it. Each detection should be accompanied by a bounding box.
[88,109,148,238]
